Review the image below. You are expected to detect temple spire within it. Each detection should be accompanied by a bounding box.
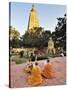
[31,4,35,11]
[32,4,34,8]
[27,4,40,33]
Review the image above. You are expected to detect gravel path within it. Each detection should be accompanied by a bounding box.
[10,57,66,88]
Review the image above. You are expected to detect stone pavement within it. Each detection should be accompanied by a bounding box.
[10,57,66,88]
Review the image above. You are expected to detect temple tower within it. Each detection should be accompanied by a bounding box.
[27,4,40,33]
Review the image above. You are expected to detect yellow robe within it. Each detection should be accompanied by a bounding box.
[42,63,54,79]
[27,65,43,86]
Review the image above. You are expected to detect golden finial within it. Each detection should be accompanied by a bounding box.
[32,4,34,8]
[31,4,35,11]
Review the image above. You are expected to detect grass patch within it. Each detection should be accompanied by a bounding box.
[15,59,23,64]
[10,55,29,64]
[10,53,59,64]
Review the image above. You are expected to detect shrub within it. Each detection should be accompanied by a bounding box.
[37,55,48,60]
[31,55,35,61]
[15,59,23,64]
[11,59,15,62]
[30,53,35,61]
[19,51,24,57]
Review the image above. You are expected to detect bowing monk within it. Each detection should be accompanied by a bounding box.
[42,59,55,79]
[27,62,43,86]
[24,59,33,73]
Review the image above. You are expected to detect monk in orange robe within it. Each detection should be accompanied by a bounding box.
[24,59,33,73]
[42,59,55,79]
[27,62,43,86]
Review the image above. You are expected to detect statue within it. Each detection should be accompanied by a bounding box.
[47,37,56,54]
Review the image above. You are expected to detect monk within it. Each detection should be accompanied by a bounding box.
[42,59,55,79]
[27,62,43,86]
[24,59,33,73]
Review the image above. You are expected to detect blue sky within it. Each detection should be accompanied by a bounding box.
[10,2,66,35]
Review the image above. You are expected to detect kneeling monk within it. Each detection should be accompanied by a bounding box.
[42,59,55,79]
[27,62,43,86]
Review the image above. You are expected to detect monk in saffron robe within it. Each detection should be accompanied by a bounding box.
[27,62,43,86]
[24,59,33,73]
[42,59,55,79]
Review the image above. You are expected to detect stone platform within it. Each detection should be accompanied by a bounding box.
[10,57,66,88]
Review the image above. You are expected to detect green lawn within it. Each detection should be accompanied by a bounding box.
[10,55,29,64]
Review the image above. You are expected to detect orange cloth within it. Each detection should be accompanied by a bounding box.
[42,63,54,79]
[27,65,43,86]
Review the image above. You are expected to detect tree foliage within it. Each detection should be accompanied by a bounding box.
[9,26,20,48]
[52,14,66,50]
[21,27,51,48]
[9,26,20,40]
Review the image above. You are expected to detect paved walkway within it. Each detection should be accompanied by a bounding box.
[10,57,66,88]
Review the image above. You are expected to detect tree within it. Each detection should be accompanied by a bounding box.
[42,30,51,47]
[9,26,20,40]
[21,27,51,48]
[9,26,20,48]
[52,14,66,51]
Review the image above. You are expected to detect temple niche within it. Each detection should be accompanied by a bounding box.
[47,37,56,54]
